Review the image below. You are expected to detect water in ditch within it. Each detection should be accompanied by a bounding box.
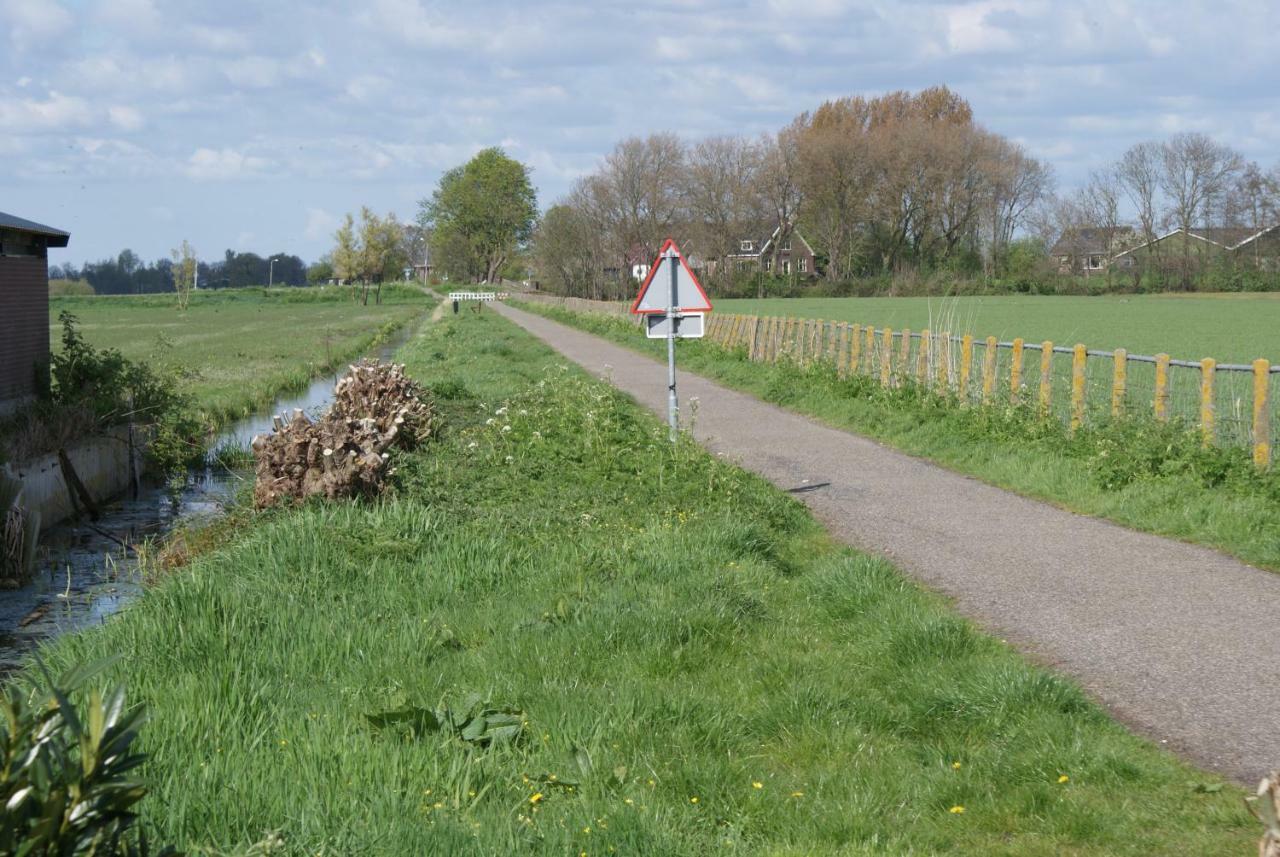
[0,327,417,673]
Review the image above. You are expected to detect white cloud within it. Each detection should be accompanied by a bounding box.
[108,105,144,131]
[303,208,339,242]
[186,147,269,180]
[224,57,282,89]
[0,91,91,131]
[0,0,72,45]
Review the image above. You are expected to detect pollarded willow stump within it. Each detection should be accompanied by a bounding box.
[251,360,436,509]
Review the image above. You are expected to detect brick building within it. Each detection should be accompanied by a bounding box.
[0,212,70,411]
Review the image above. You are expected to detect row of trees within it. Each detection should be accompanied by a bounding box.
[52,249,308,294]
[326,207,421,286]
[1041,134,1279,286]
[534,87,1055,298]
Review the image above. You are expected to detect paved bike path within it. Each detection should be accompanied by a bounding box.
[495,301,1279,784]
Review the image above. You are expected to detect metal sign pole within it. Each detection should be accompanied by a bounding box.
[666,249,678,442]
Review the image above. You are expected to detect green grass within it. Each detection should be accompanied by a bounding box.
[34,311,1251,854]
[517,302,1280,574]
[718,294,1280,364]
[50,286,430,429]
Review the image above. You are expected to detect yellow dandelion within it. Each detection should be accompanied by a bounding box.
[690,796,699,804]
[952,761,961,770]
[583,827,591,834]
[1058,775,1069,784]
[752,781,763,790]
[790,791,804,798]
[949,805,965,814]
[530,793,544,804]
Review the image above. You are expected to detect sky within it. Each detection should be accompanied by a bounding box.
[2,0,1278,267]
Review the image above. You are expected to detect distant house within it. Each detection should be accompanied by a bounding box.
[1050,227,1134,273]
[1109,226,1277,269]
[0,212,70,412]
[724,225,817,277]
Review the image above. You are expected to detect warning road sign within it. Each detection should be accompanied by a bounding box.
[629,239,712,315]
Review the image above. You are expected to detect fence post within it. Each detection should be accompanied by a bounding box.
[880,327,893,387]
[865,325,877,377]
[1254,359,1271,469]
[1112,349,1127,417]
[1154,353,1170,421]
[810,319,823,363]
[899,328,912,375]
[748,316,761,361]
[960,334,973,402]
[1010,338,1024,403]
[1071,344,1086,432]
[850,323,862,374]
[982,336,997,404]
[1039,341,1053,417]
[836,323,849,377]
[917,329,931,383]
[936,332,950,394]
[1200,358,1216,447]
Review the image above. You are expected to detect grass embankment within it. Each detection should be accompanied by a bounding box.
[35,310,1251,853]
[50,286,429,430]
[517,302,1280,573]
[718,294,1280,363]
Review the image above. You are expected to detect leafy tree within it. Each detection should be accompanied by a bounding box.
[332,214,359,285]
[420,147,537,283]
[170,239,196,310]
[308,255,335,284]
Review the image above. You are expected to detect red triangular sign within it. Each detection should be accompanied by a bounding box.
[630,239,713,315]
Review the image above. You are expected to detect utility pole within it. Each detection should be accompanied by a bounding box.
[269,257,279,288]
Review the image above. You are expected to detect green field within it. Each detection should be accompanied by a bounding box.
[49,287,429,428]
[34,310,1252,854]
[718,294,1280,364]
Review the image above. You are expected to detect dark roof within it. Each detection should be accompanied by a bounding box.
[0,211,70,247]
[1188,226,1257,248]
[1050,226,1133,257]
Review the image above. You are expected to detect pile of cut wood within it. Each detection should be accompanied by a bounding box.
[251,360,436,508]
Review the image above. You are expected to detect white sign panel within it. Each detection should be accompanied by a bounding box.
[645,312,705,339]
[630,239,713,314]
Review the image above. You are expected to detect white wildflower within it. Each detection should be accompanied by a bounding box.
[495,406,508,416]
[467,441,478,449]
[485,418,496,426]
[501,424,512,433]
[505,455,514,464]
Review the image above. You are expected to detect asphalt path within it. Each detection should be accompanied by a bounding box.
[494,300,1280,784]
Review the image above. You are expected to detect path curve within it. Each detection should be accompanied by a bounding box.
[494,301,1280,784]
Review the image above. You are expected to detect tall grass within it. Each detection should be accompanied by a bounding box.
[31,311,1251,853]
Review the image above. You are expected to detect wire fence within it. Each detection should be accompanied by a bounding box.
[514,295,1276,469]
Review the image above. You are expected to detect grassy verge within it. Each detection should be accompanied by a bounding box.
[517,302,1280,573]
[36,311,1251,854]
[50,286,431,430]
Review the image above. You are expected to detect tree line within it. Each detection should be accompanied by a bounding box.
[52,249,310,295]
[534,86,1054,298]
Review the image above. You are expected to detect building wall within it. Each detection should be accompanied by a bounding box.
[0,253,50,404]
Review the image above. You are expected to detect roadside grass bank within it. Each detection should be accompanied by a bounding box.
[34,311,1251,854]
[717,294,1280,364]
[49,286,431,431]
[517,302,1280,573]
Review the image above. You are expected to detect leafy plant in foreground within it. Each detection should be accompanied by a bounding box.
[0,658,176,855]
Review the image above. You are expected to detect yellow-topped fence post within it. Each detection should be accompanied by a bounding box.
[1039,341,1053,417]
[960,334,973,402]
[881,327,893,387]
[1010,338,1024,403]
[865,325,877,376]
[1154,353,1170,421]
[917,329,931,383]
[982,336,997,404]
[937,332,952,395]
[1254,359,1271,469]
[899,329,912,374]
[1112,349,1127,417]
[1071,344,1086,432]
[849,323,862,374]
[837,323,849,376]
[1200,358,1216,447]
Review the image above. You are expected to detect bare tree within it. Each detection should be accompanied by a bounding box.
[683,135,763,283]
[757,120,806,292]
[1117,141,1163,251]
[987,139,1054,275]
[596,134,687,273]
[1081,166,1125,286]
[1159,132,1244,287]
[1224,162,1280,266]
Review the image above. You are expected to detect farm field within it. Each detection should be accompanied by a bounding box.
[35,310,1252,854]
[49,286,429,428]
[718,294,1280,364]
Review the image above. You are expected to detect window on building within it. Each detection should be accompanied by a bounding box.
[763,257,772,271]
[1089,255,1102,269]
[782,260,791,275]
[740,240,753,252]
[781,239,791,251]
[799,256,807,273]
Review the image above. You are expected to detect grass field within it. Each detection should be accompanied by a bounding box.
[718,294,1280,364]
[520,302,1280,574]
[49,286,429,428]
[34,310,1252,854]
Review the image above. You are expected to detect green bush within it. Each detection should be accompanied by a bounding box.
[0,658,176,855]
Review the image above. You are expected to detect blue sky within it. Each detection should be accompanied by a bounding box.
[2,0,1277,266]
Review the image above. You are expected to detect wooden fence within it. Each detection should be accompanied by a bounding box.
[514,294,1277,469]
